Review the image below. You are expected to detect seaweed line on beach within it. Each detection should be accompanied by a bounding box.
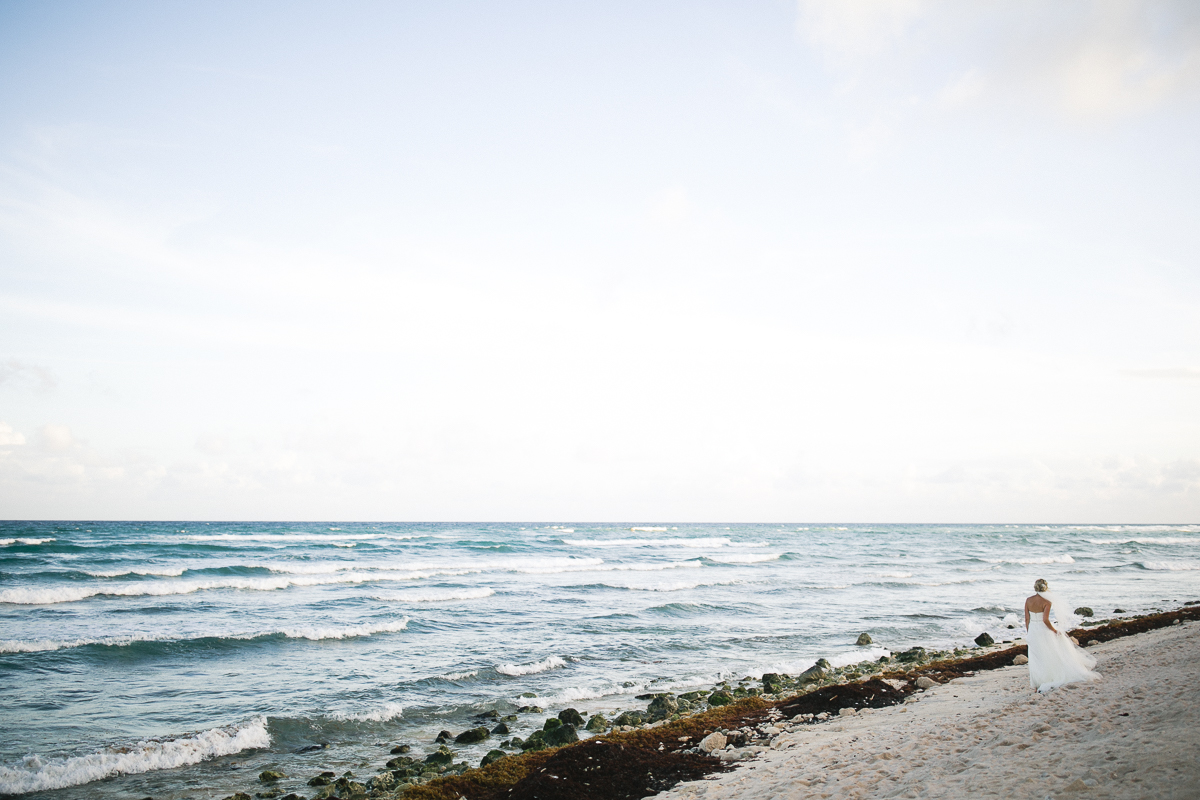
[232,603,1200,800]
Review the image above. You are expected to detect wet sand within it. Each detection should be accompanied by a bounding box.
[653,621,1200,800]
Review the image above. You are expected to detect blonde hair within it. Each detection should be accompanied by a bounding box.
[1034,578,1049,592]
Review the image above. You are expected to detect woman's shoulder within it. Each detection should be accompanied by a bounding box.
[1025,594,1049,607]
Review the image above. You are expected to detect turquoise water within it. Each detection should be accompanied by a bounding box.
[1,521,1197,798]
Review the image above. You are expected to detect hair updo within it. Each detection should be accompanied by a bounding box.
[1034,578,1049,592]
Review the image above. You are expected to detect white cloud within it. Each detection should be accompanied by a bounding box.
[0,423,26,447]
[39,424,75,452]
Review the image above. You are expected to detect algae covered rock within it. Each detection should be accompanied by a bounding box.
[224,794,253,800]
[480,749,507,767]
[423,746,455,766]
[646,693,679,721]
[706,690,734,707]
[491,722,510,735]
[259,771,286,783]
[558,708,585,726]
[896,647,926,663]
[612,710,645,726]
[454,726,490,744]
[1075,607,1094,617]
[389,744,410,754]
[519,730,547,751]
[585,713,609,732]
[856,633,873,646]
[974,632,995,647]
[761,673,785,694]
[543,722,578,747]
[366,773,395,793]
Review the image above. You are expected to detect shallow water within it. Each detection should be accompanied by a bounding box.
[2,521,1197,798]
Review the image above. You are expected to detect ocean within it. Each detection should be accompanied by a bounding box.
[1,521,1197,798]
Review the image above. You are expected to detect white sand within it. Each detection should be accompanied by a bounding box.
[656,622,1200,799]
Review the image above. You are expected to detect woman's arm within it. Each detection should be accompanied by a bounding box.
[1024,600,1031,631]
[1042,604,1057,633]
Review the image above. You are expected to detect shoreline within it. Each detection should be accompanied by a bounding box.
[217,603,1200,800]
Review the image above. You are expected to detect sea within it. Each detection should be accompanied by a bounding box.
[2,521,1198,798]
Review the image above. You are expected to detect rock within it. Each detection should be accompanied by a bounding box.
[856,633,873,646]
[679,690,709,701]
[1173,619,1181,626]
[389,744,411,754]
[519,691,537,698]
[974,632,995,647]
[1087,639,1101,647]
[916,676,937,689]
[1013,654,1029,665]
[1113,608,1125,613]
[838,706,857,716]
[508,737,523,748]
[295,744,327,753]
[366,773,395,793]
[225,794,253,800]
[279,794,301,800]
[706,691,734,707]
[307,776,332,786]
[259,771,286,783]
[697,732,727,753]
[480,749,506,767]
[454,727,490,744]
[896,647,926,663]
[423,747,455,766]
[385,756,415,769]
[517,706,544,714]
[542,718,562,731]
[544,722,578,747]
[332,778,366,798]
[477,710,500,719]
[491,722,509,735]
[558,708,585,726]
[1074,607,1094,618]
[585,714,609,732]
[646,694,679,721]
[1063,778,1090,792]
[761,673,785,694]
[519,730,547,751]
[434,730,453,743]
[613,711,645,726]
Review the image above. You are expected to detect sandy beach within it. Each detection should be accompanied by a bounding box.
[654,621,1200,800]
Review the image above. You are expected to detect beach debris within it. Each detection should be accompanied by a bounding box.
[1013,654,1029,665]
[558,708,585,726]
[454,726,490,744]
[585,713,609,732]
[916,676,937,689]
[856,633,873,645]
[388,744,410,754]
[698,731,726,753]
[480,749,507,767]
[974,632,995,647]
[257,771,286,783]
[1075,607,1094,617]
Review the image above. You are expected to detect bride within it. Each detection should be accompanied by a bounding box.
[1024,578,1100,692]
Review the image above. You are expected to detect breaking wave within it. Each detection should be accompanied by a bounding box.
[495,656,567,676]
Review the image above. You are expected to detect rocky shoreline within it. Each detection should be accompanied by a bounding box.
[223,603,1200,800]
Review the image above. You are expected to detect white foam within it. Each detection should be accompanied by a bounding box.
[630,527,668,532]
[0,537,55,546]
[183,533,414,543]
[1138,561,1200,571]
[328,702,404,722]
[565,537,754,548]
[0,717,270,794]
[873,571,915,579]
[441,670,479,681]
[1087,538,1198,545]
[705,553,780,564]
[84,567,188,578]
[0,618,410,653]
[599,578,741,592]
[372,588,495,602]
[496,656,567,676]
[0,569,471,605]
[983,554,1075,565]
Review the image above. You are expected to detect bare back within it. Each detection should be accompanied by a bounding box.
[1024,594,1056,633]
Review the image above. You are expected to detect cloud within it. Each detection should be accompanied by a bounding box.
[0,422,26,447]
[0,359,56,393]
[39,424,75,452]
[1121,368,1200,381]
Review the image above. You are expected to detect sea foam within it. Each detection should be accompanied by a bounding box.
[0,537,55,546]
[495,656,567,676]
[0,718,270,794]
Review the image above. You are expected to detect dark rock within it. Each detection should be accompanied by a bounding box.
[1114,608,1125,613]
[761,673,785,694]
[974,632,995,647]
[332,778,366,798]
[519,730,547,751]
[646,694,679,721]
[896,647,926,663]
[517,705,544,714]
[491,722,509,735]
[797,663,826,684]
[856,633,873,646]
[543,717,562,731]
[558,708,585,726]
[476,710,500,719]
[454,727,490,744]
[259,771,286,783]
[318,772,335,778]
[725,730,749,747]
[295,744,327,753]
[255,793,282,800]
[585,713,609,732]
[519,691,537,698]
[501,714,518,722]
[544,722,579,747]
[508,737,524,748]
[384,756,415,769]
[223,794,252,800]
[1075,607,1094,618]
[679,690,709,701]
[279,795,301,800]
[366,773,395,793]
[389,744,410,755]
[706,691,734,707]
[877,655,891,663]
[434,730,453,743]
[612,710,645,726]
[307,776,331,787]
[423,747,455,766]
[480,749,507,767]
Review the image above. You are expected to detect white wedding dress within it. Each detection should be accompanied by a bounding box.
[1026,591,1100,692]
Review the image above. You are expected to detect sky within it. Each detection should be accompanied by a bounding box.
[0,0,1198,522]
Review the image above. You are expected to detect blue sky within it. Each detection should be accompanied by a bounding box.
[1,1,1198,520]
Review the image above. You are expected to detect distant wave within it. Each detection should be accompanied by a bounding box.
[0,717,269,794]
[373,588,494,602]
[629,527,668,532]
[182,533,415,544]
[495,656,567,676]
[983,555,1075,565]
[0,618,410,653]
[328,702,405,723]
[1087,538,1198,546]
[1137,561,1200,571]
[0,537,55,546]
[0,569,470,605]
[440,670,479,681]
[704,553,780,564]
[598,578,742,592]
[84,567,188,577]
[564,537,766,548]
